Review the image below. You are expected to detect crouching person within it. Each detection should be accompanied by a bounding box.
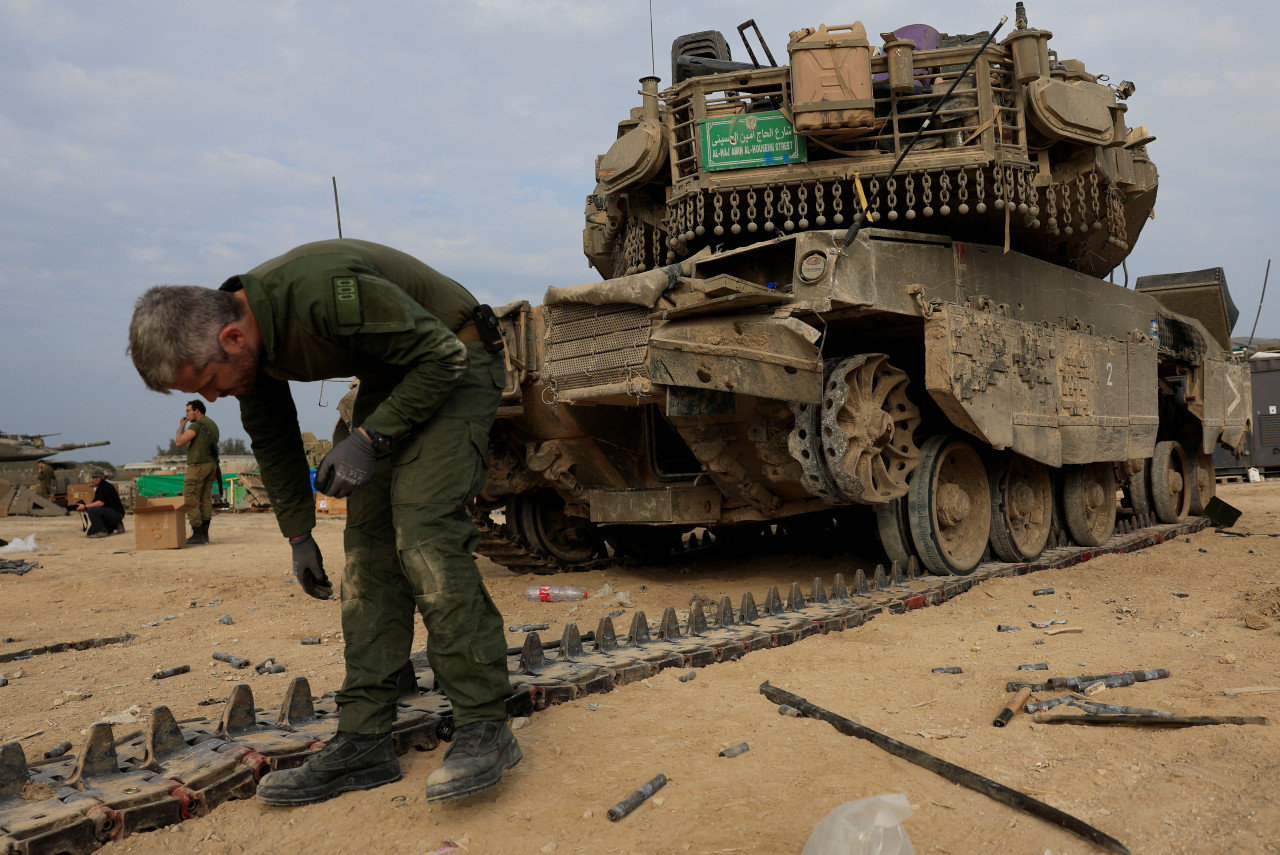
[75,471,124,537]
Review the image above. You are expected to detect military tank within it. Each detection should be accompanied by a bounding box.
[0,433,109,463]
[475,3,1251,576]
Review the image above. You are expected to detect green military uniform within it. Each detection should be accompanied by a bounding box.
[36,464,56,499]
[223,239,510,734]
[183,416,220,528]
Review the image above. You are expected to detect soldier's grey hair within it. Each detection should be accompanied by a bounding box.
[128,286,245,392]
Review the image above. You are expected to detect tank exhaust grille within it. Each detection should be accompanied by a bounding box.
[543,303,652,392]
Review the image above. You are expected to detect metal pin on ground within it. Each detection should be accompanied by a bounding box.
[607,774,668,821]
[43,741,72,759]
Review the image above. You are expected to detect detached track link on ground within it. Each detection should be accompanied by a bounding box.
[1,518,1208,855]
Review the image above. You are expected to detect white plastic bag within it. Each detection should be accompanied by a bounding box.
[0,534,45,555]
[801,794,915,855]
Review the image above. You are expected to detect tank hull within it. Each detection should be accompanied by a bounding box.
[485,229,1250,573]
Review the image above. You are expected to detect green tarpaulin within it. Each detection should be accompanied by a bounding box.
[137,473,244,504]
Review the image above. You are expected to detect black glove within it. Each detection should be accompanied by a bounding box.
[314,429,377,497]
[289,532,333,600]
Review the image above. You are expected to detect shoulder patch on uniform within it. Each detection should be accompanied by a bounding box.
[333,276,361,326]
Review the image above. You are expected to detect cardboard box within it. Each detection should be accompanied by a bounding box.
[133,496,197,550]
[315,494,347,515]
[66,483,95,507]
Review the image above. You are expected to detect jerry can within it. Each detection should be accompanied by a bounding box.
[788,22,875,139]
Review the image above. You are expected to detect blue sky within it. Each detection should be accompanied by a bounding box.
[2,1,1275,465]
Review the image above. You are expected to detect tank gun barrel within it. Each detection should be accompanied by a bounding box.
[51,440,110,452]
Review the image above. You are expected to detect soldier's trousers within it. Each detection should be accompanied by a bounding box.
[337,342,511,734]
[183,461,217,527]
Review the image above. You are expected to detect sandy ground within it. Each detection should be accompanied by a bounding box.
[2,481,1279,855]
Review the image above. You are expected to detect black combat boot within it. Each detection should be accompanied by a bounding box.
[186,521,209,545]
[255,731,399,806]
[424,720,521,803]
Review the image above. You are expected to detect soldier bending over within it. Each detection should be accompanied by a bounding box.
[127,239,518,805]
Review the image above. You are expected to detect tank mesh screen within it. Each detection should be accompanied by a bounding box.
[543,303,651,392]
[1156,309,1206,361]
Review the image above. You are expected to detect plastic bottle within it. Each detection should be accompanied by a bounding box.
[1149,318,1159,339]
[800,793,915,855]
[525,585,589,602]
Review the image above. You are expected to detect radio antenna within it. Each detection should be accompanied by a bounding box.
[649,0,656,77]
[841,15,1008,250]
[332,176,343,238]
[1246,258,1271,353]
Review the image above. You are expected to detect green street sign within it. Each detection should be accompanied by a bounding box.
[698,111,807,172]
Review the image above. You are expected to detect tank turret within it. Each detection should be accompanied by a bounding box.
[584,4,1155,282]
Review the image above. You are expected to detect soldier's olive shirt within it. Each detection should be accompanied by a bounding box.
[186,416,220,465]
[220,239,481,537]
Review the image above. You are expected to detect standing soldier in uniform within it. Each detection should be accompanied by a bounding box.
[35,460,57,500]
[175,400,220,545]
[127,239,517,806]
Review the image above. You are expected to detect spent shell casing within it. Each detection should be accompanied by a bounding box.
[151,665,190,680]
[508,624,550,633]
[300,637,322,645]
[996,624,1021,632]
[931,667,963,674]
[718,742,750,758]
[1018,663,1049,670]
[1032,588,1055,596]
[212,652,250,669]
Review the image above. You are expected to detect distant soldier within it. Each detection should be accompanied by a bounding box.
[35,460,56,499]
[175,400,219,545]
[127,239,517,807]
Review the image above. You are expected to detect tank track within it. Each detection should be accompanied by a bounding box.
[1,516,1208,855]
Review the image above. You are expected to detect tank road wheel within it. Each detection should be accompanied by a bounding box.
[908,435,992,576]
[1062,463,1117,546]
[875,497,917,567]
[820,354,922,504]
[988,453,1052,562]
[1150,441,1192,523]
[508,489,604,569]
[1189,449,1216,515]
[1125,460,1153,520]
